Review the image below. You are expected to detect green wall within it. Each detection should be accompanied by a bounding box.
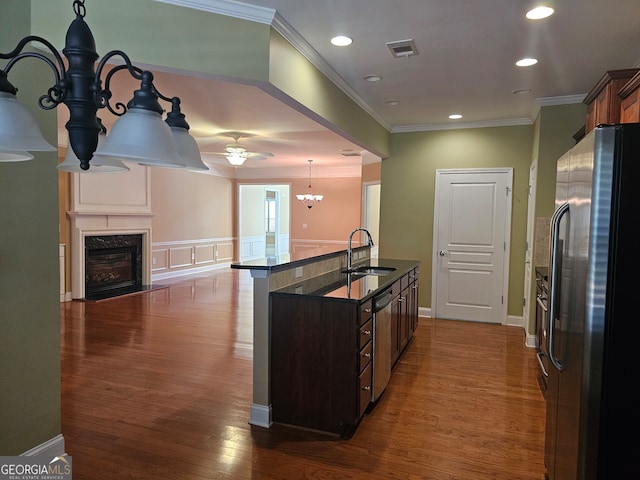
[380,125,534,316]
[535,104,587,218]
[524,103,586,331]
[0,0,61,454]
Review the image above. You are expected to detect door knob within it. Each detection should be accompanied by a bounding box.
[439,250,448,256]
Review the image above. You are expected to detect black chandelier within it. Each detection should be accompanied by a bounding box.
[0,0,208,172]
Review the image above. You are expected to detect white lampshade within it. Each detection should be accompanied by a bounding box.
[93,108,184,169]
[170,127,208,171]
[0,91,56,154]
[0,151,34,162]
[226,152,246,166]
[57,131,130,173]
[296,194,324,202]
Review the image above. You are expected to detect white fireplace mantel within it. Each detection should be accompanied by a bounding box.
[68,164,153,299]
[68,213,153,299]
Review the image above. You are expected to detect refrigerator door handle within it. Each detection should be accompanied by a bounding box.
[548,202,569,372]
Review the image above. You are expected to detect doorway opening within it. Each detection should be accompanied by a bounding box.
[238,184,290,262]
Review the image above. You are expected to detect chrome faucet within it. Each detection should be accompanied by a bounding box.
[347,227,374,272]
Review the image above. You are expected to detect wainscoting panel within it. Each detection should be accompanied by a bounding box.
[240,235,267,261]
[195,244,215,265]
[169,246,193,269]
[217,242,234,262]
[152,238,235,280]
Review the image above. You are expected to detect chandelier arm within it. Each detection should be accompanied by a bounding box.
[4,53,66,110]
[93,50,144,115]
[1,35,67,78]
[1,36,68,108]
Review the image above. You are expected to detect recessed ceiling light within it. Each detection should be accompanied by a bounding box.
[331,35,353,46]
[364,74,382,82]
[526,6,554,19]
[386,100,400,106]
[516,57,538,67]
[449,114,463,120]
[512,88,532,95]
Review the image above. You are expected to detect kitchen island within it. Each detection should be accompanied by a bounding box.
[232,249,419,435]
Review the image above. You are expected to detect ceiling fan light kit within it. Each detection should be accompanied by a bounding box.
[0,0,207,172]
[296,159,324,209]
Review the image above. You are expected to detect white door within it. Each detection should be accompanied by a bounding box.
[432,169,512,323]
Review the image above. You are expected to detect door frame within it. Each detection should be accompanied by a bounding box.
[431,168,513,324]
[523,159,538,339]
[362,181,380,258]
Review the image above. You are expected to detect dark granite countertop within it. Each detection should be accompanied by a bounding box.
[231,247,365,273]
[271,258,420,302]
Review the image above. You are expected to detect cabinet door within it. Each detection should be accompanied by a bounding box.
[391,293,401,363]
[399,286,409,350]
[620,90,640,123]
[408,275,419,333]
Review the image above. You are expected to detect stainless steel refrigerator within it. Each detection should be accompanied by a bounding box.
[545,123,640,479]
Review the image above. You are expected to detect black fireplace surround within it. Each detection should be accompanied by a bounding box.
[85,234,143,300]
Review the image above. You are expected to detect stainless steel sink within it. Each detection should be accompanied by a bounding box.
[343,266,397,276]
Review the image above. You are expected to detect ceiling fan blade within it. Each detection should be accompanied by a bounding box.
[244,152,274,158]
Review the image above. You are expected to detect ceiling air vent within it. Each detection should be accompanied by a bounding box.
[340,149,361,157]
[386,39,418,58]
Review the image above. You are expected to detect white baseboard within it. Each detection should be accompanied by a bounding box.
[418,306,431,318]
[525,333,538,349]
[506,314,524,327]
[21,434,65,457]
[249,404,272,428]
[151,262,231,281]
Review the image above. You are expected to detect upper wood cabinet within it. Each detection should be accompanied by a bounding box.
[583,69,639,133]
[619,70,640,124]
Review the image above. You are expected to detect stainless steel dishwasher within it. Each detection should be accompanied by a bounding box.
[372,286,393,401]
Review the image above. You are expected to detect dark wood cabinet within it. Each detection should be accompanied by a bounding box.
[584,69,639,133]
[391,268,419,366]
[271,295,373,437]
[619,70,640,124]
[270,265,419,437]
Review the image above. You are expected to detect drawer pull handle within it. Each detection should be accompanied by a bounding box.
[361,329,371,336]
[361,385,371,391]
[362,353,371,359]
[363,308,372,313]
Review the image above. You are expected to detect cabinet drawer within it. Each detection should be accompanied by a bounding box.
[358,362,372,418]
[360,299,373,324]
[359,340,372,373]
[359,318,373,348]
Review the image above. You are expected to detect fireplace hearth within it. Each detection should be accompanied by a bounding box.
[85,235,143,300]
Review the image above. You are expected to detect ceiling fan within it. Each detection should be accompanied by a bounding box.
[201,132,274,166]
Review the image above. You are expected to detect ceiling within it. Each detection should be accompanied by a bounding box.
[59,0,640,177]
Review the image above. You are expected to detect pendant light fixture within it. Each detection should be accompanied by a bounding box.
[296,159,324,209]
[0,0,207,172]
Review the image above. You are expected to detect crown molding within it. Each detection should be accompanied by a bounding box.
[152,0,275,23]
[530,94,587,122]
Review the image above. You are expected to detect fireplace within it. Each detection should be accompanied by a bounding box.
[85,235,143,300]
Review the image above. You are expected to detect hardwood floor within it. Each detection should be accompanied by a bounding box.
[60,268,547,479]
